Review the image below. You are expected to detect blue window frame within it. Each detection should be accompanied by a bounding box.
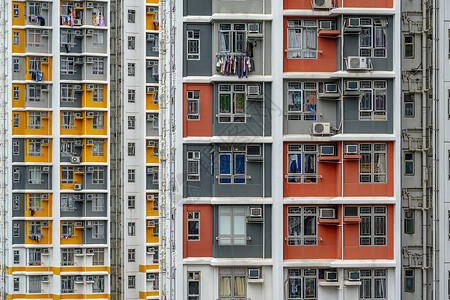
[218,146,246,184]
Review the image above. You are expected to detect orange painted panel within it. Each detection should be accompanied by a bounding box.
[25,193,52,218]
[11,2,25,26]
[146,226,159,243]
[146,14,159,31]
[283,18,337,73]
[183,83,212,138]
[12,84,25,108]
[12,29,25,53]
[82,84,107,109]
[183,205,213,258]
[146,92,159,111]
[284,0,393,9]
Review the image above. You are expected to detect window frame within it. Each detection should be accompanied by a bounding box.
[286,82,317,121]
[92,139,105,157]
[61,84,75,102]
[359,80,387,121]
[188,271,200,300]
[28,29,42,47]
[359,206,387,246]
[92,221,105,239]
[287,206,318,246]
[218,267,247,299]
[28,275,42,293]
[218,146,247,184]
[218,206,246,246]
[187,90,200,120]
[187,151,200,181]
[61,275,75,293]
[92,167,104,184]
[92,112,104,130]
[218,84,247,123]
[286,19,319,59]
[187,211,200,241]
[359,269,387,299]
[187,30,200,60]
[287,144,318,184]
[92,57,104,75]
[359,18,387,58]
[359,143,387,183]
[128,10,135,23]
[28,112,42,129]
[92,194,105,211]
[28,139,42,157]
[60,56,75,75]
[287,268,317,300]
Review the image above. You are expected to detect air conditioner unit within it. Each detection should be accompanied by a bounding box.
[86,221,93,226]
[319,21,332,30]
[41,193,48,200]
[346,81,359,91]
[147,167,153,174]
[152,65,159,76]
[41,166,49,172]
[146,7,156,13]
[42,275,49,282]
[74,221,83,227]
[348,18,361,27]
[325,271,338,282]
[74,112,82,118]
[86,167,94,173]
[42,30,49,36]
[86,84,94,90]
[348,271,361,281]
[87,248,94,254]
[74,248,82,254]
[248,23,260,33]
[249,207,262,218]
[86,276,94,282]
[42,57,48,62]
[86,2,94,8]
[325,83,338,93]
[147,114,155,121]
[42,248,49,254]
[74,84,82,91]
[347,56,368,70]
[74,194,82,201]
[73,19,82,26]
[75,57,83,64]
[147,61,155,68]
[147,194,155,201]
[73,184,82,191]
[86,139,94,145]
[86,56,94,63]
[71,156,81,164]
[86,112,95,117]
[86,29,94,36]
[345,144,358,154]
[75,276,83,283]
[41,221,48,226]
[41,112,48,117]
[75,30,82,36]
[147,220,156,227]
[319,208,336,219]
[152,46,159,52]
[147,247,155,254]
[42,139,49,144]
[312,122,331,135]
[86,193,94,200]
[147,34,155,41]
[41,2,48,9]
[318,145,334,156]
[312,0,333,9]
[147,140,156,147]
[147,87,155,94]
[147,273,156,281]
[247,85,260,95]
[248,269,260,279]
[344,206,359,217]
[74,140,83,147]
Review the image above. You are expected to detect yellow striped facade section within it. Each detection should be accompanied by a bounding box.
[82,84,108,109]
[9,266,111,275]
[12,111,52,136]
[146,141,159,164]
[138,265,159,272]
[59,112,107,136]
[146,93,158,111]
[146,198,158,217]
[11,2,25,26]
[139,291,159,299]
[8,294,110,300]
[24,193,52,217]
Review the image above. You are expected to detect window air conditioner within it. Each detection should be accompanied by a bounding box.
[312,0,333,9]
[87,248,94,254]
[42,248,49,254]
[86,167,94,173]
[42,275,49,282]
[345,144,358,154]
[344,206,359,217]
[248,269,260,279]
[147,114,155,121]
[73,184,82,191]
[152,46,159,52]
[348,18,361,27]
[249,207,262,218]
[147,220,156,227]
[86,2,94,8]
[86,56,94,63]
[146,7,156,13]
[75,30,82,36]
[247,85,260,95]
[319,21,332,30]
[75,276,84,283]
[75,57,83,64]
[325,271,338,281]
[347,56,368,70]
[147,247,155,254]
[74,112,82,118]
[71,156,81,164]
[147,34,155,41]
[312,122,331,135]
[74,84,82,91]
[73,194,82,201]
[346,81,359,91]
[74,222,83,227]
[86,139,94,145]
[86,112,95,117]
[86,29,94,36]
[248,23,260,33]
[152,65,159,76]
[73,19,82,26]
[325,83,338,93]
[42,57,48,62]
[41,193,48,200]
[348,271,361,281]
[42,139,49,144]
[187,151,200,159]
[41,3,48,9]
[147,61,155,68]
[74,140,83,147]
[319,208,336,219]
[319,145,335,156]
[42,30,49,36]
[41,221,48,227]
[147,273,156,281]
[42,166,49,172]
[86,193,94,200]
[147,87,155,93]
[86,276,94,282]
[147,140,156,147]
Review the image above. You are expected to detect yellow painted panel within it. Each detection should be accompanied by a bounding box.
[83,139,107,163]
[85,112,107,136]
[60,169,83,190]
[82,84,107,109]
[12,29,25,53]
[12,2,25,26]
[12,111,26,135]
[60,112,83,136]
[24,57,52,81]
[25,221,51,245]
[25,193,52,218]
[146,200,158,217]
[146,14,159,31]
[12,84,25,108]
[146,227,158,244]
[139,265,159,272]
[146,94,159,111]
[147,0,159,4]
[10,294,52,299]
[9,266,53,273]
[60,227,83,245]
[146,145,159,164]
[25,139,52,163]
[23,111,52,136]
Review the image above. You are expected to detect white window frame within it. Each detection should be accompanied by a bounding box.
[128,143,135,156]
[61,84,75,102]
[61,112,75,129]
[218,84,246,123]
[128,36,135,50]
[218,146,247,184]
[13,5,19,18]
[359,143,387,183]
[28,248,41,266]
[13,223,20,237]
[187,90,200,120]
[359,206,387,246]
[28,29,41,47]
[360,269,387,299]
[60,57,75,75]
[128,169,135,182]
[359,80,387,121]
[128,89,136,103]
[92,112,104,129]
[93,276,105,293]
[128,222,135,236]
[359,18,387,58]
[28,193,41,211]
[61,194,76,211]
[28,166,42,184]
[128,249,136,262]
[287,144,318,183]
[92,221,104,239]
[27,85,41,102]
[92,57,104,75]
[92,139,105,157]
[128,10,135,23]
[92,248,104,265]
[13,59,20,72]
[28,139,42,157]
[92,167,104,184]
[92,194,105,211]
[128,116,136,129]
[219,268,247,299]
[128,195,136,209]
[287,269,317,300]
[13,32,19,46]
[128,63,135,76]
[187,30,200,60]
[286,82,318,121]
[28,275,42,293]
[13,86,20,100]
[218,206,246,245]
[61,166,74,184]
[61,222,74,238]
[187,151,200,181]
[61,248,74,266]
[218,23,247,54]
[61,276,75,293]
[287,19,318,59]
[287,206,318,246]
[92,30,104,48]
[128,275,136,288]
[188,271,200,299]
[187,211,200,241]
[61,30,75,47]
[28,112,42,129]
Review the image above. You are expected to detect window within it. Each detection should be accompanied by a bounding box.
[219,23,248,53]
[359,206,387,246]
[28,112,41,129]
[287,144,318,183]
[93,276,105,293]
[151,194,159,211]
[28,139,42,156]
[128,116,136,129]
[404,210,414,234]
[188,272,200,300]
[359,18,387,57]
[92,58,104,75]
[92,248,105,265]
[92,112,104,129]
[13,142,20,155]
[287,20,319,59]
[286,82,317,120]
[13,114,19,127]
[359,81,387,120]
[128,169,135,182]
[287,206,318,246]
[61,194,75,211]
[92,140,104,157]
[128,275,136,288]
[13,59,21,72]
[92,221,104,239]
[187,90,200,120]
[128,63,135,76]
[153,220,159,237]
[128,143,135,156]
[28,248,41,265]
[61,167,74,184]
[359,144,387,183]
[60,57,75,75]
[13,195,20,209]
[61,30,75,46]
[92,85,104,102]
[92,194,105,211]
[128,36,135,50]
[29,166,42,184]
[29,275,41,293]
[287,269,317,299]
[128,249,136,262]
[92,30,104,48]
[13,168,20,183]
[404,269,414,293]
[218,206,246,245]
[92,167,104,184]
[13,86,19,100]
[187,30,200,60]
[28,2,41,17]
[219,268,246,299]
[61,276,75,293]
[61,222,74,238]
[128,10,135,23]
[360,269,387,299]
[28,30,41,47]
[14,250,20,264]
[128,89,136,103]
[29,221,41,236]
[13,32,19,46]
[187,151,200,181]
[404,152,414,175]
[13,223,20,237]
[27,85,41,102]
[61,248,74,266]
[187,211,200,241]
[218,145,246,184]
[28,194,41,211]
[404,35,414,58]
[61,112,75,129]
[218,84,246,123]
[404,93,414,118]
[14,277,19,292]
[13,5,19,18]
[128,222,135,236]
[61,84,75,102]
[128,196,135,209]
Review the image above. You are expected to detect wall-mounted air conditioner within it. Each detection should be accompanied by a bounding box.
[347,56,368,70]
[312,122,331,135]
[348,271,360,281]
[86,167,94,173]
[86,193,94,200]
[147,114,155,121]
[348,18,361,27]
[147,87,155,94]
[147,273,156,281]
[344,144,358,154]
[248,268,260,279]
[325,83,338,93]
[147,34,155,41]
[42,275,49,282]
[41,166,49,172]
[147,247,155,254]
[319,208,336,219]
[42,30,49,36]
[346,81,359,91]
[86,112,95,117]
[319,21,332,30]
[319,145,335,156]
[71,156,81,164]
[248,23,260,33]
[325,271,338,281]
[147,220,156,227]
[73,184,82,191]
[312,0,333,9]
[147,140,156,147]
[41,194,48,200]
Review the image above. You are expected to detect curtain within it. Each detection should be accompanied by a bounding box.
[375,278,386,298]
[360,279,371,298]
[303,28,317,58]
[375,90,386,110]
[360,28,372,47]
[360,90,373,111]
[219,32,230,52]
[289,154,301,173]
[375,153,386,173]
[375,27,386,48]
[219,277,231,296]
[234,276,245,297]
[288,90,302,112]
[287,29,301,59]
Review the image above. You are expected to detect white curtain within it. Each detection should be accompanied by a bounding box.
[219,277,231,297]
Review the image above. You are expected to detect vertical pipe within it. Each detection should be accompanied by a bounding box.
[431,0,437,298]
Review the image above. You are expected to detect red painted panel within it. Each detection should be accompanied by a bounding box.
[183,205,213,258]
[284,0,393,9]
[283,18,337,73]
[183,83,212,138]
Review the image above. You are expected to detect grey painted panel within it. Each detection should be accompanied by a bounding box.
[60,59,83,80]
[212,0,270,14]
[12,57,25,81]
[60,30,83,54]
[146,60,159,84]
[24,84,51,108]
[264,205,272,258]
[183,144,213,197]
[84,5,107,27]
[12,221,25,245]
[85,194,107,217]
[12,166,52,190]
[60,194,83,218]
[25,3,51,26]
[60,90,82,108]
[183,23,212,77]
[183,0,212,16]
[85,60,107,81]
[25,30,52,53]
[85,31,107,54]
[12,193,25,217]
[84,166,108,190]
[84,220,107,244]
[146,38,159,57]
[146,171,159,190]
[12,139,24,163]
